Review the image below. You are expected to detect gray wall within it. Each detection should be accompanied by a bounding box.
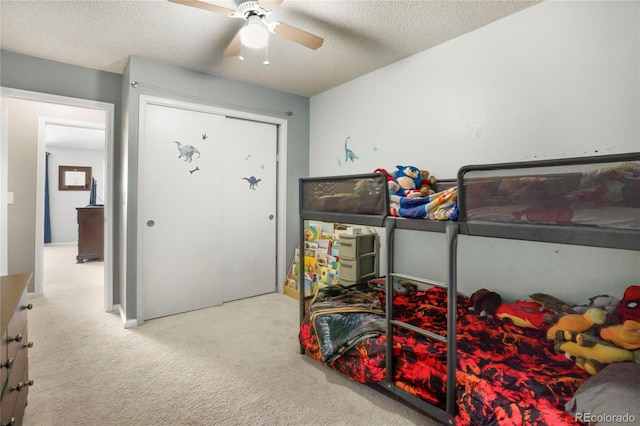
[308,1,640,303]
[1,50,122,301]
[119,56,309,324]
[1,51,310,325]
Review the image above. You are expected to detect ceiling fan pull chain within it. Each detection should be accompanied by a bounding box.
[263,42,270,65]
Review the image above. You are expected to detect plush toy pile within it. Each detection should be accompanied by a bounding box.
[373,165,458,220]
[469,284,640,375]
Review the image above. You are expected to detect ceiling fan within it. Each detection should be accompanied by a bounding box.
[169,0,324,59]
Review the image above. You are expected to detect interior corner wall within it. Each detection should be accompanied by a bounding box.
[309,1,640,304]
[0,49,122,301]
[121,56,310,324]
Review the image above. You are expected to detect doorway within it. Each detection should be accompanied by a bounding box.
[0,88,115,311]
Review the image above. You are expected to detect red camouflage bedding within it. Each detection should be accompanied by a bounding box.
[299,286,589,425]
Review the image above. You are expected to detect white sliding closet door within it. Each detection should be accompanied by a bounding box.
[220,117,277,302]
[139,99,277,320]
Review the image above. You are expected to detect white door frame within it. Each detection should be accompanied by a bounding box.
[37,116,106,288]
[0,87,115,312]
[137,95,288,323]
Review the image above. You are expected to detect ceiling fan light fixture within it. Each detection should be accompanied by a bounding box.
[240,15,269,49]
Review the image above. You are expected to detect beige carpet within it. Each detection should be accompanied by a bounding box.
[22,245,440,426]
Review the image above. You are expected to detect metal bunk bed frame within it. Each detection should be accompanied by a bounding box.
[297,152,640,425]
[298,172,459,424]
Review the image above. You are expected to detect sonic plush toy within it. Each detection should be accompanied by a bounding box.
[390,165,423,197]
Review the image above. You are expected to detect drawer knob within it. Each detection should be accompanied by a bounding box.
[23,303,33,310]
[1,358,13,369]
[24,341,34,348]
[9,333,23,343]
[2,416,16,426]
[10,380,32,391]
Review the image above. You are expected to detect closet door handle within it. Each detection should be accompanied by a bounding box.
[1,358,13,369]
[23,303,33,310]
[9,333,22,343]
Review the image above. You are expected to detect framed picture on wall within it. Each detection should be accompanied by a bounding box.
[59,165,91,191]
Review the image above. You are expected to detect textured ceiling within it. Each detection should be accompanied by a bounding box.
[0,0,540,97]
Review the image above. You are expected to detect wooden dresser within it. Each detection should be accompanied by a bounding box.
[76,206,104,263]
[1,273,34,426]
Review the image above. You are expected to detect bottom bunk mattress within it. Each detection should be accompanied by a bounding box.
[299,285,589,425]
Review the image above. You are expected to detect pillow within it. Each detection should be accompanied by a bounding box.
[565,362,640,425]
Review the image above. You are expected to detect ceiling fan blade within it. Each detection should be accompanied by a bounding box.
[224,32,242,57]
[168,0,236,16]
[258,0,284,11]
[271,22,324,50]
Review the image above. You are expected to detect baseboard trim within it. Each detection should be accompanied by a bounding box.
[116,303,139,328]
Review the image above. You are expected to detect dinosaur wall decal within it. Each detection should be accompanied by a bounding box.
[242,176,262,190]
[344,136,358,162]
[174,141,200,163]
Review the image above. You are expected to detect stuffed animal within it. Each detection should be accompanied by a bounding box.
[555,332,640,375]
[391,165,423,197]
[529,293,573,315]
[617,285,640,323]
[373,168,394,182]
[419,170,438,196]
[469,289,503,318]
[600,320,640,350]
[572,294,620,316]
[495,300,552,329]
[546,308,608,341]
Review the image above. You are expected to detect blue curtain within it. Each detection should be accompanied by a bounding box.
[44,152,51,244]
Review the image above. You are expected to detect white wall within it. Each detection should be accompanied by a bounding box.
[309,1,640,304]
[47,146,104,244]
[311,1,639,178]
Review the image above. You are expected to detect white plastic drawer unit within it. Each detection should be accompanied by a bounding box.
[338,234,376,259]
[339,255,376,282]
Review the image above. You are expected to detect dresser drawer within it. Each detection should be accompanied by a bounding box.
[1,362,29,426]
[2,338,29,426]
[1,371,18,425]
[1,273,33,426]
[2,290,27,399]
[7,301,27,362]
[1,329,8,397]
